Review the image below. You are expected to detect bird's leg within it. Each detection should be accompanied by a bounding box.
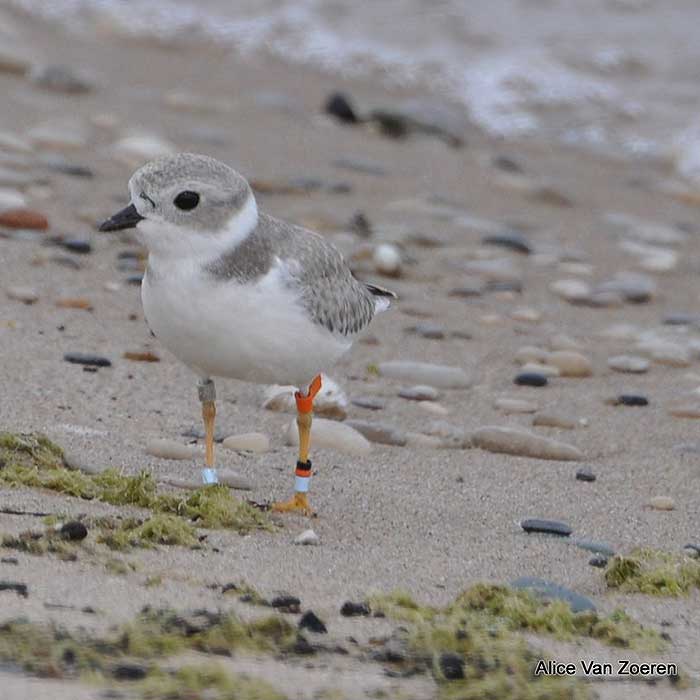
[198,378,218,485]
[273,374,322,516]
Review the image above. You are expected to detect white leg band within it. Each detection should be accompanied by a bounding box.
[294,475,310,493]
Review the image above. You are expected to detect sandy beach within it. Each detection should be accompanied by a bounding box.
[1,5,699,699]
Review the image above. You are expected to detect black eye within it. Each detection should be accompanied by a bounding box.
[173,191,200,211]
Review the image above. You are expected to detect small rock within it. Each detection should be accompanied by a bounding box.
[30,64,96,93]
[439,651,465,680]
[520,363,559,377]
[60,521,88,541]
[345,420,407,446]
[112,134,176,168]
[264,377,348,420]
[271,595,301,613]
[221,432,270,453]
[111,663,148,681]
[515,346,550,365]
[332,157,387,176]
[482,231,532,255]
[62,239,92,254]
[648,496,674,511]
[324,92,360,124]
[668,399,700,419]
[510,307,542,323]
[682,544,700,559]
[27,120,89,150]
[0,208,48,230]
[123,351,160,362]
[217,470,254,491]
[285,419,370,456]
[607,355,649,373]
[351,396,386,411]
[548,351,592,378]
[520,519,573,537]
[6,286,38,304]
[514,372,548,387]
[0,558,18,565]
[532,412,577,430]
[637,339,691,367]
[596,272,656,303]
[472,426,583,461]
[510,577,595,613]
[0,188,27,212]
[416,401,449,416]
[589,554,608,568]
[0,581,28,598]
[410,322,446,339]
[398,385,439,401]
[0,44,33,75]
[612,394,649,407]
[493,397,538,414]
[379,361,471,389]
[63,352,111,367]
[373,243,402,277]
[145,439,198,461]
[549,278,591,303]
[340,601,370,617]
[294,529,320,546]
[299,610,327,633]
[575,467,596,482]
[405,432,444,449]
[571,539,616,557]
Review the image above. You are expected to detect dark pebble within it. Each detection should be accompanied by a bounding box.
[271,595,301,613]
[325,92,360,124]
[482,232,532,255]
[126,274,143,286]
[618,394,649,406]
[511,577,595,613]
[368,109,410,139]
[682,544,700,558]
[485,280,523,294]
[61,521,88,541]
[520,519,572,537]
[514,372,548,387]
[49,163,94,178]
[1,557,18,565]
[410,322,446,339]
[117,250,143,260]
[111,663,148,680]
[64,352,112,367]
[349,211,372,237]
[83,366,98,373]
[62,239,92,254]
[492,155,524,173]
[299,610,327,634]
[662,313,698,326]
[589,555,608,568]
[439,651,465,680]
[292,633,316,655]
[448,285,482,298]
[0,581,28,597]
[340,601,370,617]
[575,467,596,482]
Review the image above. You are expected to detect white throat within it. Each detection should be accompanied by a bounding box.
[137,194,259,269]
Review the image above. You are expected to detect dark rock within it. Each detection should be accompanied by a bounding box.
[484,280,523,294]
[682,544,700,559]
[340,601,370,617]
[482,232,532,255]
[62,239,92,254]
[271,595,301,613]
[520,519,572,537]
[325,92,360,124]
[514,372,548,387]
[351,396,386,411]
[349,211,372,237]
[299,610,327,634]
[575,467,596,482]
[617,394,649,406]
[47,162,94,178]
[1,557,18,565]
[511,577,595,613]
[0,581,28,597]
[589,555,608,568]
[60,521,88,541]
[439,651,465,680]
[570,539,616,557]
[492,155,524,173]
[126,274,143,286]
[368,110,410,139]
[292,633,316,655]
[64,352,112,367]
[372,639,407,662]
[111,663,148,680]
[31,64,96,94]
[663,313,698,326]
[448,285,482,298]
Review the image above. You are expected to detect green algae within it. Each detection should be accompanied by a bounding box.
[0,432,271,535]
[222,580,270,606]
[605,549,700,596]
[97,515,198,550]
[2,529,76,558]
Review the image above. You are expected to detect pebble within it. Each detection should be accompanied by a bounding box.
[520,363,560,378]
[398,385,439,401]
[637,339,691,367]
[299,610,327,633]
[532,412,577,430]
[604,212,687,246]
[62,449,104,475]
[682,544,700,559]
[494,397,539,414]
[324,92,360,123]
[62,239,92,254]
[448,284,482,298]
[263,378,348,420]
[514,372,548,387]
[410,322,446,339]
[27,121,89,150]
[285,418,371,456]
[294,529,320,546]
[0,581,28,598]
[161,472,253,491]
[549,278,591,303]
[607,355,649,373]
[462,258,521,284]
[345,420,407,446]
[30,64,96,93]
[111,663,148,681]
[0,208,48,230]
[439,652,465,680]
[510,577,595,613]
[548,351,592,378]
[332,157,387,176]
[60,521,88,541]
[0,45,33,74]
[481,232,532,255]
[575,467,597,482]
[0,188,27,212]
[612,394,649,407]
[271,595,301,613]
[340,601,370,617]
[112,134,176,168]
[510,307,542,323]
[0,131,32,152]
[379,361,471,389]
[0,558,18,565]
[405,432,444,449]
[123,351,159,362]
[472,426,583,461]
[63,352,111,367]
[350,396,385,410]
[221,432,270,453]
[520,519,573,537]
[668,399,700,419]
[571,539,616,557]
[416,401,449,416]
[372,243,402,277]
[596,272,656,303]
[589,555,608,568]
[515,346,550,365]
[648,496,675,511]
[6,286,38,304]
[145,439,199,461]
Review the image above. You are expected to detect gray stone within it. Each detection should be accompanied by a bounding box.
[285,418,371,456]
[221,432,270,453]
[398,385,439,401]
[294,529,320,546]
[472,426,583,460]
[379,361,471,389]
[520,519,572,537]
[571,539,616,557]
[510,577,595,612]
[351,396,386,411]
[345,420,407,446]
[30,64,97,94]
[607,355,649,373]
[145,439,199,461]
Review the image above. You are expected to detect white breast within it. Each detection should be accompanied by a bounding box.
[142,259,352,388]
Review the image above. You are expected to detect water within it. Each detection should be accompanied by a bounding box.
[5,0,700,160]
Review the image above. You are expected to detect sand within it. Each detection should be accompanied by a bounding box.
[0,7,699,699]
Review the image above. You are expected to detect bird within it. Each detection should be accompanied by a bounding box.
[99,153,395,515]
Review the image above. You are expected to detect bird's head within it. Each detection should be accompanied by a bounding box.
[99,153,258,259]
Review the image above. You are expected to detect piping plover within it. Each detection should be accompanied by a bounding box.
[100,153,395,515]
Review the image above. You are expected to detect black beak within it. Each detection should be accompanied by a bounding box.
[98,203,144,232]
